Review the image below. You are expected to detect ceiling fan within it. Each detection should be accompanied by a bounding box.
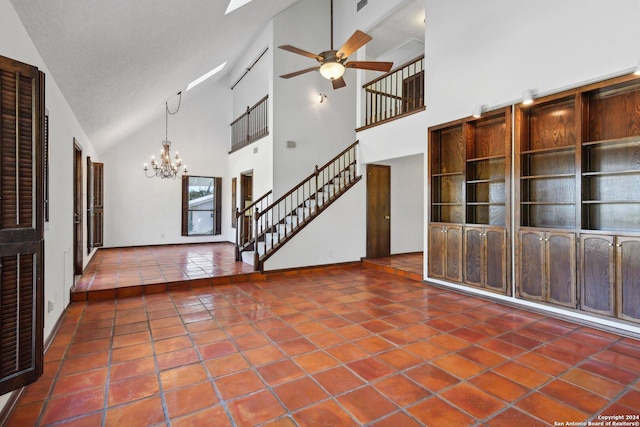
[278,0,393,90]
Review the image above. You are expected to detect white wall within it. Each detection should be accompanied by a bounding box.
[0,0,100,407]
[263,181,366,270]
[228,136,274,207]
[384,154,424,254]
[102,78,232,247]
[272,0,358,196]
[228,20,275,222]
[425,0,640,128]
[229,22,272,119]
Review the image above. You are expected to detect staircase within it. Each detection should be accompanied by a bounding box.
[235,141,362,271]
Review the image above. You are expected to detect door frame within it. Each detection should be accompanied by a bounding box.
[366,164,391,258]
[73,139,83,276]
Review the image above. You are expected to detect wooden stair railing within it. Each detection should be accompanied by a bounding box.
[248,141,362,271]
[235,190,273,261]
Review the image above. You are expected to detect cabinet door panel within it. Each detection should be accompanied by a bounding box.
[580,234,615,316]
[445,225,463,282]
[485,228,507,293]
[617,237,640,322]
[464,227,483,287]
[518,230,545,300]
[547,232,576,308]
[428,225,446,279]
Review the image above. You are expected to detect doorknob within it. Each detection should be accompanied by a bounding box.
[74,213,80,224]
[384,215,390,220]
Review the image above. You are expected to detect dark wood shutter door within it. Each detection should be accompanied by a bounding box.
[214,177,222,234]
[181,176,189,235]
[92,162,104,247]
[87,158,104,250]
[87,156,93,252]
[0,54,44,395]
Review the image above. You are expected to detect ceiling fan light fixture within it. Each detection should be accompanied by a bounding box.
[320,61,345,80]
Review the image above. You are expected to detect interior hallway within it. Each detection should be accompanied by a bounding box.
[4,247,640,426]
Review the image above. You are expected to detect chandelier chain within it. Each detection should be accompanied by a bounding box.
[165,92,182,143]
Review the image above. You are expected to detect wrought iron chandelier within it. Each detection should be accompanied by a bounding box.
[144,92,187,179]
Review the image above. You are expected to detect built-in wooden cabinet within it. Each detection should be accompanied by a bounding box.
[429,108,511,294]
[518,230,576,307]
[577,79,640,323]
[616,236,640,322]
[515,95,579,307]
[428,73,640,325]
[431,123,464,224]
[580,234,615,316]
[464,226,507,293]
[428,223,462,282]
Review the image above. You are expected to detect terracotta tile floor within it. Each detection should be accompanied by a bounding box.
[362,252,423,281]
[72,243,258,301]
[6,249,640,426]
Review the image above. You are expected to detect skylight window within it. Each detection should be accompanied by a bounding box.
[225,0,253,15]
[186,62,228,92]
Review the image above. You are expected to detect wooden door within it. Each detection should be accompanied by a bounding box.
[231,177,237,229]
[0,54,45,394]
[240,172,253,245]
[518,230,545,301]
[463,226,483,287]
[616,236,640,322]
[86,156,93,252]
[546,231,576,308]
[485,227,507,293]
[428,224,446,279]
[444,225,463,282]
[73,141,83,275]
[580,234,615,316]
[366,164,391,258]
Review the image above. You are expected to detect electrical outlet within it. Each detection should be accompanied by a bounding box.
[160,233,165,239]
[47,300,54,313]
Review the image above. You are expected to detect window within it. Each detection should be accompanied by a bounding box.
[182,176,222,236]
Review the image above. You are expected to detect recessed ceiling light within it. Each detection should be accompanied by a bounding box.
[186,62,227,92]
[225,0,253,15]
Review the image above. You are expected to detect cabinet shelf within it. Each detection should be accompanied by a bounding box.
[583,200,640,204]
[467,178,504,184]
[521,201,575,206]
[467,202,505,206]
[583,169,640,177]
[521,173,575,180]
[521,146,575,155]
[432,172,463,177]
[467,154,505,162]
[583,135,640,147]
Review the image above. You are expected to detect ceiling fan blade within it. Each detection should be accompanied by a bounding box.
[332,76,347,90]
[280,66,320,79]
[345,61,394,73]
[278,45,323,61]
[336,30,372,59]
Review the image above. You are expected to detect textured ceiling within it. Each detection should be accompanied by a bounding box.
[9,0,301,153]
[9,0,424,154]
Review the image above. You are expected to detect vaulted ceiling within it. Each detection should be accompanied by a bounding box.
[9,0,302,153]
[9,0,424,154]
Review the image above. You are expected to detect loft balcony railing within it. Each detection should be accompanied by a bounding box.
[230,94,269,153]
[358,55,425,131]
